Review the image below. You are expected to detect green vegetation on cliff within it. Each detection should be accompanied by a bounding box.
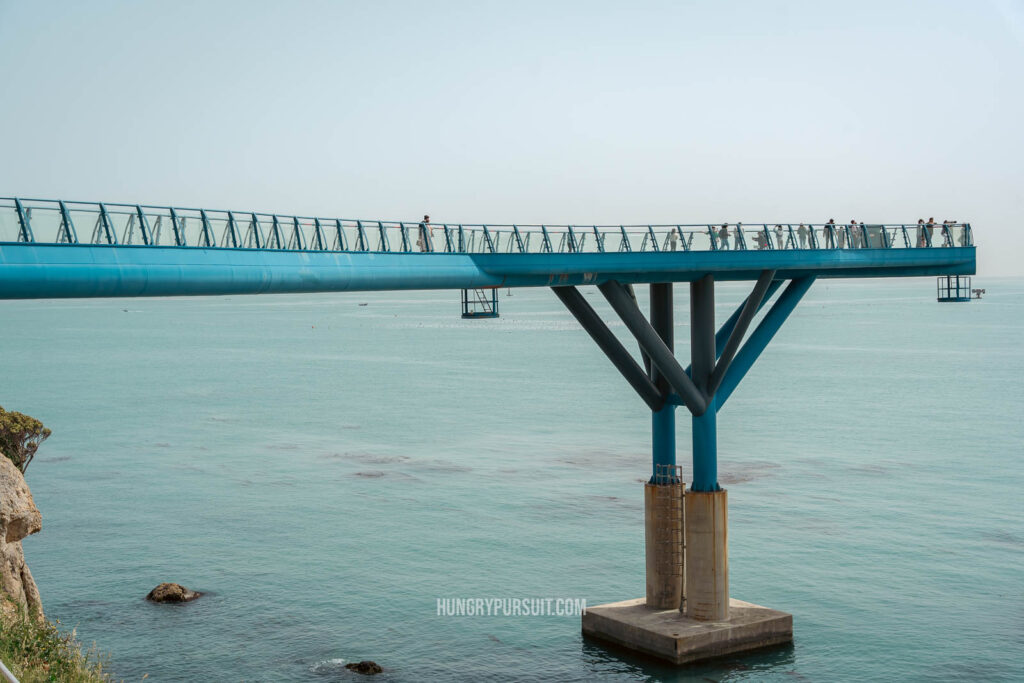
[0,607,109,682]
[0,410,110,681]
[0,406,51,473]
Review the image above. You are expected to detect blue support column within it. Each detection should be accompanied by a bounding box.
[690,274,719,492]
[692,396,718,491]
[650,283,676,479]
[683,279,783,380]
[652,406,676,476]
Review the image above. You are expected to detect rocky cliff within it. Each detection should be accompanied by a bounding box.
[0,456,43,619]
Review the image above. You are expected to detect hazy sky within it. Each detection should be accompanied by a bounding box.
[1,0,1021,274]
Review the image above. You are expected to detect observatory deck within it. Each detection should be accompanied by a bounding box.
[0,198,973,298]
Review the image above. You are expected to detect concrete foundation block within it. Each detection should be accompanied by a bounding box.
[582,597,792,665]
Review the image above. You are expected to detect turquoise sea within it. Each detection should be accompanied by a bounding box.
[0,277,1021,682]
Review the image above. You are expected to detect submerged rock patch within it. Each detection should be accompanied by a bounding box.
[345,660,383,675]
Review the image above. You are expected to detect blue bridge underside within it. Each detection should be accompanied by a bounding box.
[0,243,974,298]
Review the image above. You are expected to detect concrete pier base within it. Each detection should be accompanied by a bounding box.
[582,597,792,665]
[644,482,683,609]
[684,488,728,621]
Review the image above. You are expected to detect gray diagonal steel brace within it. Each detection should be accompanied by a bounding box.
[707,269,776,396]
[552,286,665,412]
[716,275,816,409]
[598,280,708,416]
[682,278,783,379]
[624,283,652,377]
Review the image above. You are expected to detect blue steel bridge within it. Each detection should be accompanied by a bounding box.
[0,196,976,656]
[0,198,972,297]
[0,196,975,491]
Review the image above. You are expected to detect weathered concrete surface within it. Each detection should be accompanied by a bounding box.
[0,456,43,619]
[582,597,791,665]
[684,488,728,621]
[644,482,683,609]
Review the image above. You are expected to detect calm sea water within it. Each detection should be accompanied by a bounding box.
[0,277,1021,682]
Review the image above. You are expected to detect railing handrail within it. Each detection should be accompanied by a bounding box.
[0,197,971,232]
[0,197,973,255]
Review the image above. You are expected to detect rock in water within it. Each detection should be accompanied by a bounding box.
[146,582,202,603]
[344,660,383,675]
[0,456,44,619]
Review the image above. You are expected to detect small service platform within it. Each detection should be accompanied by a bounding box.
[937,275,973,302]
[582,597,792,665]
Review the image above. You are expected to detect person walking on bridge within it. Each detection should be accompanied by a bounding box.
[797,223,809,248]
[417,215,433,252]
[775,224,786,250]
[824,219,836,248]
[718,223,730,250]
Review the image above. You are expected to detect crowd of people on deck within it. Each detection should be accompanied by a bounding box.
[710,218,968,251]
[414,214,968,253]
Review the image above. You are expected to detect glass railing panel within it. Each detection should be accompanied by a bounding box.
[547,227,569,253]
[106,207,134,244]
[0,203,19,241]
[0,200,977,256]
[789,225,810,249]
[958,224,973,247]
[570,228,595,254]
[595,228,623,253]
[683,228,710,252]
[621,227,641,252]
[489,229,508,253]
[203,217,228,247]
[25,206,63,243]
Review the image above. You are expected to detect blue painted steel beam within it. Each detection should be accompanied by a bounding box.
[713,279,784,358]
[624,284,652,377]
[58,201,78,244]
[0,244,972,299]
[14,199,34,242]
[225,212,240,248]
[0,244,502,298]
[168,208,185,246]
[599,280,707,416]
[692,400,718,491]
[707,269,776,396]
[248,213,264,249]
[199,210,216,247]
[472,247,974,284]
[98,204,118,244]
[271,216,286,249]
[650,283,676,478]
[135,205,153,246]
[715,276,817,409]
[690,275,719,492]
